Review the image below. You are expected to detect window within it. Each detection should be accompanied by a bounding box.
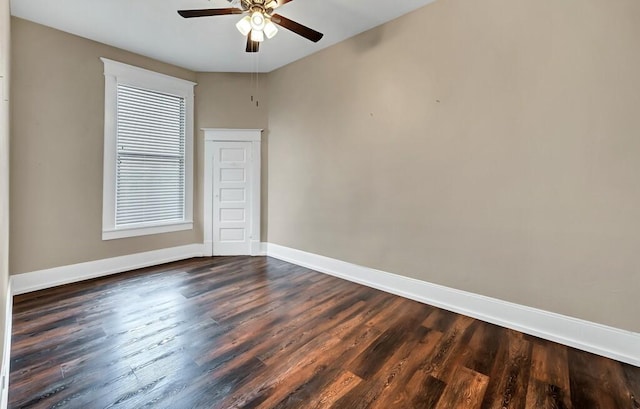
[101,58,195,240]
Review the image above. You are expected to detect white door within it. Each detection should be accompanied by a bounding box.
[212,141,252,255]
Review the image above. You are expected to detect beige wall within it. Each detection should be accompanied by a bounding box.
[194,73,269,241]
[0,0,10,380]
[9,18,200,274]
[267,0,640,332]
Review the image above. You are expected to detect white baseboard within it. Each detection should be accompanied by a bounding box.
[266,243,640,367]
[11,244,205,295]
[1,280,12,409]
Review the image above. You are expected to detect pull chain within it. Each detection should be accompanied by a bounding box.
[250,52,260,108]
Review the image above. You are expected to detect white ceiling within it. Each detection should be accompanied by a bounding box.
[10,0,436,73]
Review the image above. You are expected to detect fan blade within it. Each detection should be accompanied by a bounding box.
[178,8,243,18]
[271,14,323,42]
[246,32,260,53]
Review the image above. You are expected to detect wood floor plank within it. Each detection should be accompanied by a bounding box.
[525,341,571,408]
[347,317,428,381]
[480,330,533,409]
[331,324,430,408]
[212,332,343,408]
[460,322,502,377]
[525,380,571,409]
[622,363,640,408]
[568,349,636,409]
[9,256,640,408]
[368,329,444,409]
[304,370,362,409]
[422,308,458,333]
[411,313,475,382]
[435,366,489,409]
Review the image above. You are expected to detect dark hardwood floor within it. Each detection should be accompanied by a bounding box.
[9,256,640,408]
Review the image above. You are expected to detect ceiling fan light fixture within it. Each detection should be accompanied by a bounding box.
[177,1,324,53]
[236,15,252,36]
[251,29,265,42]
[250,11,266,31]
[264,20,278,39]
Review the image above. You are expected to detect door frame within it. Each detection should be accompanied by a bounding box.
[203,128,262,256]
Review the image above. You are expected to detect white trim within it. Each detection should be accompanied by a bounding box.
[0,280,12,409]
[266,243,640,367]
[100,58,197,90]
[202,128,262,142]
[101,58,196,241]
[203,138,213,257]
[204,240,214,257]
[250,240,263,256]
[203,129,262,257]
[102,221,193,240]
[249,139,261,254]
[11,244,205,295]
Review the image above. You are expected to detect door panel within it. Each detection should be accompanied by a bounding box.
[213,141,252,255]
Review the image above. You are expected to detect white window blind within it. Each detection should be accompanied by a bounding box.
[115,84,186,227]
[101,58,194,240]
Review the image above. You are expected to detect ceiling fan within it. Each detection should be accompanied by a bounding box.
[178,0,324,53]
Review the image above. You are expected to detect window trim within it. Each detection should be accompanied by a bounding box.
[101,58,196,240]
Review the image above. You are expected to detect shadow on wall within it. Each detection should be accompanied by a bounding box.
[347,26,386,53]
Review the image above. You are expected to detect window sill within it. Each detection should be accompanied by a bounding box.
[102,221,193,240]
